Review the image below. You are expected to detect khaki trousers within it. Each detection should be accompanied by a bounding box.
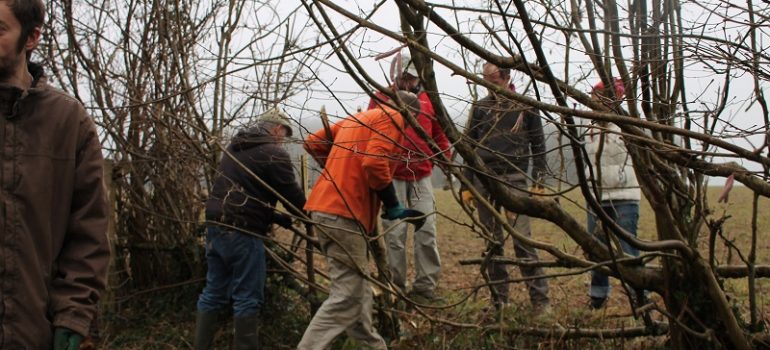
[297,212,387,350]
[382,177,441,293]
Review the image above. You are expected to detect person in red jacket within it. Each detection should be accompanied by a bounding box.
[367,51,451,301]
[298,91,423,350]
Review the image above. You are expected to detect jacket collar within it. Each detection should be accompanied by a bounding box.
[28,62,45,88]
[0,62,48,119]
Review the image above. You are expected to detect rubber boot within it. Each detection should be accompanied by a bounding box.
[234,314,260,350]
[194,310,222,350]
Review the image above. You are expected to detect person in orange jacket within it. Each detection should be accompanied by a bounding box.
[297,91,423,350]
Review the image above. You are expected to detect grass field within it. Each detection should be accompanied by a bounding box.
[101,185,770,349]
[377,185,770,349]
[433,184,770,288]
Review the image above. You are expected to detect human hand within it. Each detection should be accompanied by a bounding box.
[398,208,426,221]
[461,190,474,207]
[529,185,545,196]
[53,327,83,350]
[381,205,426,230]
[381,204,407,220]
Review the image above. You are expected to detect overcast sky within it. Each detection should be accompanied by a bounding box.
[266,0,768,186]
[61,0,766,187]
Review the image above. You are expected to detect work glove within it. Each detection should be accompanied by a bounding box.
[273,212,294,229]
[380,204,426,230]
[382,203,407,220]
[381,204,424,221]
[376,183,427,230]
[529,184,545,196]
[53,327,83,350]
[460,190,474,207]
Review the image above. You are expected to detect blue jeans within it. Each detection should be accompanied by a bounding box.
[197,225,265,317]
[587,200,640,299]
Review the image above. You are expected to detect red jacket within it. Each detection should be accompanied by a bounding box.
[368,90,451,180]
[304,106,405,232]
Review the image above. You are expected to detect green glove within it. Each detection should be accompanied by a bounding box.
[53,327,83,350]
[381,203,407,220]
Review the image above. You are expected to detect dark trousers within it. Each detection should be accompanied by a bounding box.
[474,175,549,306]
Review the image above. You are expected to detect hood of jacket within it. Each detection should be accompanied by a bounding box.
[230,126,279,151]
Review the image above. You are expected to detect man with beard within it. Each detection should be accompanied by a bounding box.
[0,1,111,349]
[461,62,550,313]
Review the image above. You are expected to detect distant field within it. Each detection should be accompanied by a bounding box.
[328,185,766,348]
[273,185,770,349]
[428,185,770,325]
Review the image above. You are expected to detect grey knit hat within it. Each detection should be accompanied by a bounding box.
[258,107,293,136]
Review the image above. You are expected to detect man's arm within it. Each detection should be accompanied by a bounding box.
[421,94,452,161]
[362,111,403,191]
[304,121,339,168]
[266,147,307,216]
[51,115,110,337]
[431,116,452,160]
[527,110,548,182]
[461,105,483,184]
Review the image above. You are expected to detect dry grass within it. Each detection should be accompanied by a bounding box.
[379,186,770,348]
[103,186,770,349]
[431,185,770,295]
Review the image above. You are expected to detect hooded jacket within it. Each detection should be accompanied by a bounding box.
[0,63,109,349]
[585,123,640,202]
[465,94,547,182]
[368,90,451,181]
[205,127,306,234]
[303,106,405,232]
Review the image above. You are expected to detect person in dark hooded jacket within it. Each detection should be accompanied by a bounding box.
[194,108,306,350]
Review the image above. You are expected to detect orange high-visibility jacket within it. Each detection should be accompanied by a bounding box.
[304,106,405,232]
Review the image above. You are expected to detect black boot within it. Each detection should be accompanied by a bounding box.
[194,310,222,350]
[234,313,260,350]
[589,296,607,309]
